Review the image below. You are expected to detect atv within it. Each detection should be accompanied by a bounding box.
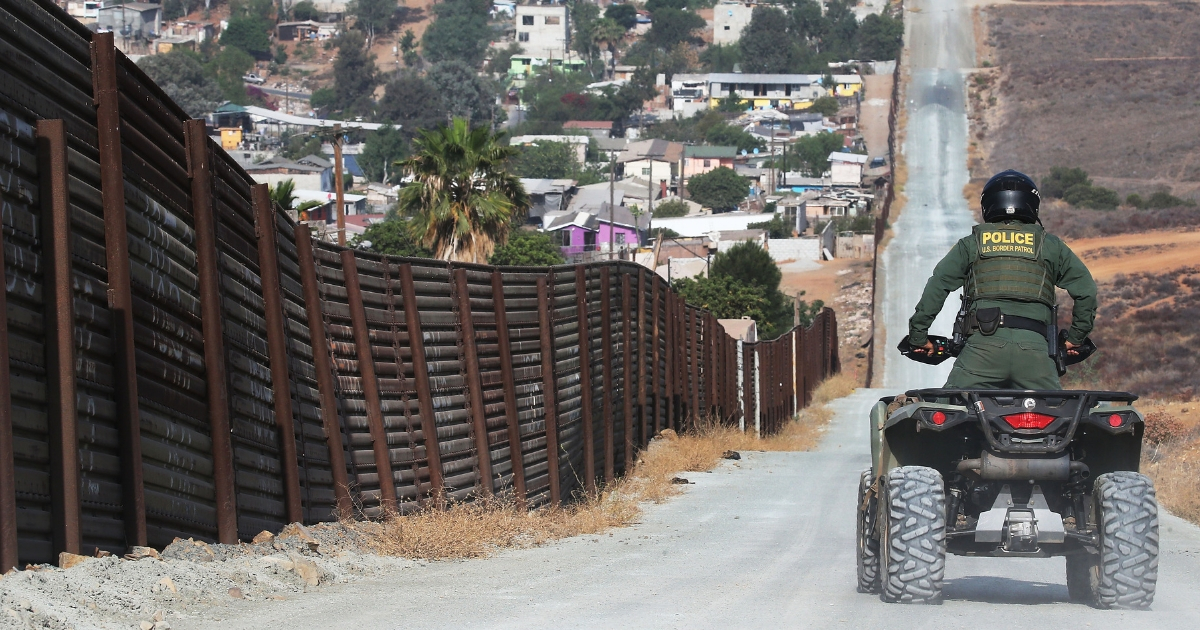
[856,381,1159,608]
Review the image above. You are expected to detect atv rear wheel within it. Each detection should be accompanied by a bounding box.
[856,469,881,593]
[879,466,946,604]
[1090,472,1159,609]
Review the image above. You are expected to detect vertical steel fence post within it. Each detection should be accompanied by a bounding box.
[454,269,495,498]
[689,308,699,424]
[251,184,303,524]
[93,32,147,547]
[342,251,398,513]
[536,276,562,505]
[454,268,495,498]
[664,291,674,433]
[620,273,634,472]
[38,120,81,557]
[491,271,526,504]
[599,267,615,483]
[397,263,445,500]
[650,278,661,434]
[0,215,12,567]
[294,225,353,516]
[185,120,239,543]
[574,266,596,493]
[795,326,805,410]
[635,269,646,444]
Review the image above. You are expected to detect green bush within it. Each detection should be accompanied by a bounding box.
[653,199,689,218]
[488,230,565,266]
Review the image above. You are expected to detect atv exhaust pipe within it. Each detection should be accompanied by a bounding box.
[956,452,1088,481]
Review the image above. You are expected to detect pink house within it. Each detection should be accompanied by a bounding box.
[542,203,647,255]
[682,145,737,178]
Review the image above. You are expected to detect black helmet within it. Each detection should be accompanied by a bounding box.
[981,170,1040,223]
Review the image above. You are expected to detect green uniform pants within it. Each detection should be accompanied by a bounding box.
[945,328,1062,390]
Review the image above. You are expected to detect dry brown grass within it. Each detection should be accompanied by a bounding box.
[350,374,855,560]
[1141,407,1200,524]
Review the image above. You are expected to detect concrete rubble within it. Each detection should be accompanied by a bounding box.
[0,523,416,630]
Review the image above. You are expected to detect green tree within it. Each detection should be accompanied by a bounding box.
[1143,190,1196,208]
[350,218,432,257]
[513,141,583,179]
[700,44,742,72]
[804,95,840,117]
[488,230,566,265]
[704,123,764,152]
[793,132,845,177]
[653,199,689,218]
[332,32,379,116]
[858,12,903,61]
[605,3,638,30]
[422,0,492,66]
[427,60,498,126]
[269,179,297,210]
[591,18,628,75]
[138,51,222,117]
[673,275,772,324]
[1041,166,1090,199]
[711,240,781,293]
[686,166,748,211]
[207,46,256,104]
[359,124,407,184]
[397,119,530,262]
[281,134,324,160]
[715,93,746,113]
[349,0,396,45]
[740,7,794,74]
[377,74,447,139]
[486,42,524,75]
[309,87,336,113]
[1063,184,1120,210]
[571,0,601,62]
[222,16,272,59]
[748,214,792,238]
[645,8,705,48]
[292,0,320,20]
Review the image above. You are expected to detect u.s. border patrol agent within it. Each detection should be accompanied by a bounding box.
[906,170,1097,390]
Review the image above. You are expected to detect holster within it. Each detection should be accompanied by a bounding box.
[974,307,1001,335]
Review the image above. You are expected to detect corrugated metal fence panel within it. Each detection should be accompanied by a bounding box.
[549,267,583,499]
[496,268,553,504]
[273,214,337,523]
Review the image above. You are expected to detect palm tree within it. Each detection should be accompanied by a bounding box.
[269,178,297,211]
[590,18,626,80]
[396,118,530,263]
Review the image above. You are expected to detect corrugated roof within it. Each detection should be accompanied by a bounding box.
[684,145,737,159]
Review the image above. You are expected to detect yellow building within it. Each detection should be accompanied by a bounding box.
[219,128,243,151]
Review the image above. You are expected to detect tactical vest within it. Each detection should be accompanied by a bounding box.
[966,222,1056,306]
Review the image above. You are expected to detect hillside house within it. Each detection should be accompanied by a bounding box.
[618,139,683,191]
[713,1,758,45]
[829,152,868,186]
[515,4,570,59]
[682,145,737,177]
[563,120,614,139]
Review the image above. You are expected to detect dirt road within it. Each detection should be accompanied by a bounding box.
[1068,230,1200,281]
[175,390,1200,629]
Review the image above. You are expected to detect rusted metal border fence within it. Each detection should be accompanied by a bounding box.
[0,0,838,569]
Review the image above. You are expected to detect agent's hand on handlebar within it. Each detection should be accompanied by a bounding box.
[913,341,935,356]
[1065,340,1079,356]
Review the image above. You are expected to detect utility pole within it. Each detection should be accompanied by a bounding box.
[333,124,346,246]
[608,154,615,260]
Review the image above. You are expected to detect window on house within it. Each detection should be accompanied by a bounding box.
[615,233,626,245]
[703,159,711,167]
[642,167,651,176]
[584,231,597,246]
[723,25,730,30]
[518,32,529,42]
[522,15,534,25]
[545,16,560,24]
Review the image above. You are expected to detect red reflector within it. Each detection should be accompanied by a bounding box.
[1108,414,1123,428]
[931,411,946,425]
[1004,412,1056,430]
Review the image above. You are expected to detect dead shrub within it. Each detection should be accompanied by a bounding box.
[1143,411,1186,447]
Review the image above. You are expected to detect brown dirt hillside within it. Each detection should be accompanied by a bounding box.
[973,3,1200,200]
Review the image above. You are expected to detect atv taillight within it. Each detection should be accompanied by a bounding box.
[1004,412,1056,430]
[931,411,946,425]
[1108,414,1123,428]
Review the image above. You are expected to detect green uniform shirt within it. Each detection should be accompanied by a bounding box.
[907,222,1097,347]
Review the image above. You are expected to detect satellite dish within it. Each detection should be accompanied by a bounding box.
[752,148,759,155]
[740,149,747,156]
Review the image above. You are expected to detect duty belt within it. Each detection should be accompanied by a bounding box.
[972,313,1047,337]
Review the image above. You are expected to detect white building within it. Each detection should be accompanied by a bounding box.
[515,4,570,60]
[713,1,757,46]
[828,152,868,186]
[670,72,865,113]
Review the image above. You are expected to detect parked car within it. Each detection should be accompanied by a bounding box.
[242,73,265,85]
